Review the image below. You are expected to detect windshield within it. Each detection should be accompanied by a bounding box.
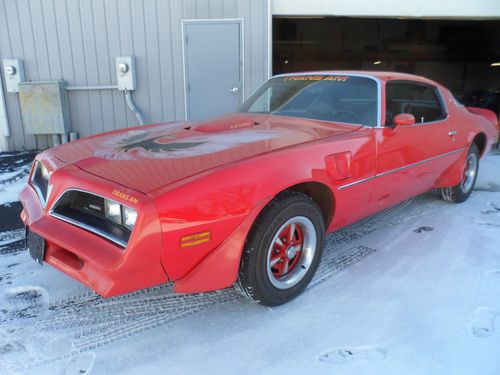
[238,75,378,127]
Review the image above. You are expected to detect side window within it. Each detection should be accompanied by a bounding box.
[386,82,446,126]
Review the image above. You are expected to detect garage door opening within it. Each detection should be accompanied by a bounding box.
[273,17,500,115]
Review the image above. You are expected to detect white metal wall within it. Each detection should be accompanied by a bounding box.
[0,0,270,151]
[273,0,500,18]
[0,74,8,151]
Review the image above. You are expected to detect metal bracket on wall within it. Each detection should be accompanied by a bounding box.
[65,56,143,125]
[66,85,118,91]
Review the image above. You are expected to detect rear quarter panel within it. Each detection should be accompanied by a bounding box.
[451,94,498,153]
[435,88,498,188]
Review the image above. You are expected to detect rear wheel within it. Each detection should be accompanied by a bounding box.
[237,191,325,306]
[440,143,479,203]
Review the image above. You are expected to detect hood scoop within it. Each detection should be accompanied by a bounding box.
[195,118,258,133]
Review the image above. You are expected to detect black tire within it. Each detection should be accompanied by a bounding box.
[237,191,325,306]
[440,143,480,203]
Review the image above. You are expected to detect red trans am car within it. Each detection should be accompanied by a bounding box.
[20,72,498,306]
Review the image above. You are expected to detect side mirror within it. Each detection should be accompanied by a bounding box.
[393,113,416,127]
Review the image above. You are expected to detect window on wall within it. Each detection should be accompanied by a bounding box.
[385,82,447,125]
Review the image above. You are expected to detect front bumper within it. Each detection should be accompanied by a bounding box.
[20,163,169,297]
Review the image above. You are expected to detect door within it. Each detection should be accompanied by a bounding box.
[183,20,243,121]
[369,80,456,213]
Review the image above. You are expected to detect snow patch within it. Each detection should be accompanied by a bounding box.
[63,352,96,375]
[0,177,28,205]
[43,337,74,358]
[318,346,387,364]
[0,229,25,247]
[0,158,31,205]
[470,307,498,338]
[0,285,50,324]
[413,225,434,233]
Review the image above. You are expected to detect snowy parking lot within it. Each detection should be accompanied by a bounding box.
[0,150,499,375]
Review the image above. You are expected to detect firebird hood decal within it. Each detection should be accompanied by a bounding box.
[49,114,360,192]
[95,128,287,160]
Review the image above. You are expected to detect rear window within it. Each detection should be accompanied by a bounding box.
[238,75,378,127]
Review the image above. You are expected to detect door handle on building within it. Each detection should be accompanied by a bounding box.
[229,87,239,94]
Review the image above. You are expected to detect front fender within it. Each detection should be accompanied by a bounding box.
[151,145,335,290]
[173,197,271,293]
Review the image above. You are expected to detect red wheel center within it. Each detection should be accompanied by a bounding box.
[270,223,303,278]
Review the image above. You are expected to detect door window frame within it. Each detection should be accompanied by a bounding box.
[384,80,448,127]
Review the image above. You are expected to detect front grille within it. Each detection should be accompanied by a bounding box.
[70,191,106,219]
[51,190,131,248]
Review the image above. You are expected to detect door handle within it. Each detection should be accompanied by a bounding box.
[229,87,239,94]
[448,130,457,137]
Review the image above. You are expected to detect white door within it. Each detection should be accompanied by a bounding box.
[183,20,243,121]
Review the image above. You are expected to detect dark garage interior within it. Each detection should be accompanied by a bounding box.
[273,17,500,115]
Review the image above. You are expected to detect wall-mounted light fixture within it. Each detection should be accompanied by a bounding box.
[373,61,382,65]
[490,62,500,67]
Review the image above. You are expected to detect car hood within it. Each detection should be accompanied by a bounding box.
[50,114,361,193]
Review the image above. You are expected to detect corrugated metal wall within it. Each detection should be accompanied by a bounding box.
[0,0,270,151]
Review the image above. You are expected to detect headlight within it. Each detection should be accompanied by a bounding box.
[104,199,137,230]
[122,206,137,230]
[41,163,50,180]
[31,161,50,205]
[105,200,122,225]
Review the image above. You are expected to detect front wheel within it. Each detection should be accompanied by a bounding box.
[237,191,325,306]
[440,143,479,203]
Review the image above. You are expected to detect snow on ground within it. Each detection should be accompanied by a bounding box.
[0,151,499,375]
[0,153,33,206]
